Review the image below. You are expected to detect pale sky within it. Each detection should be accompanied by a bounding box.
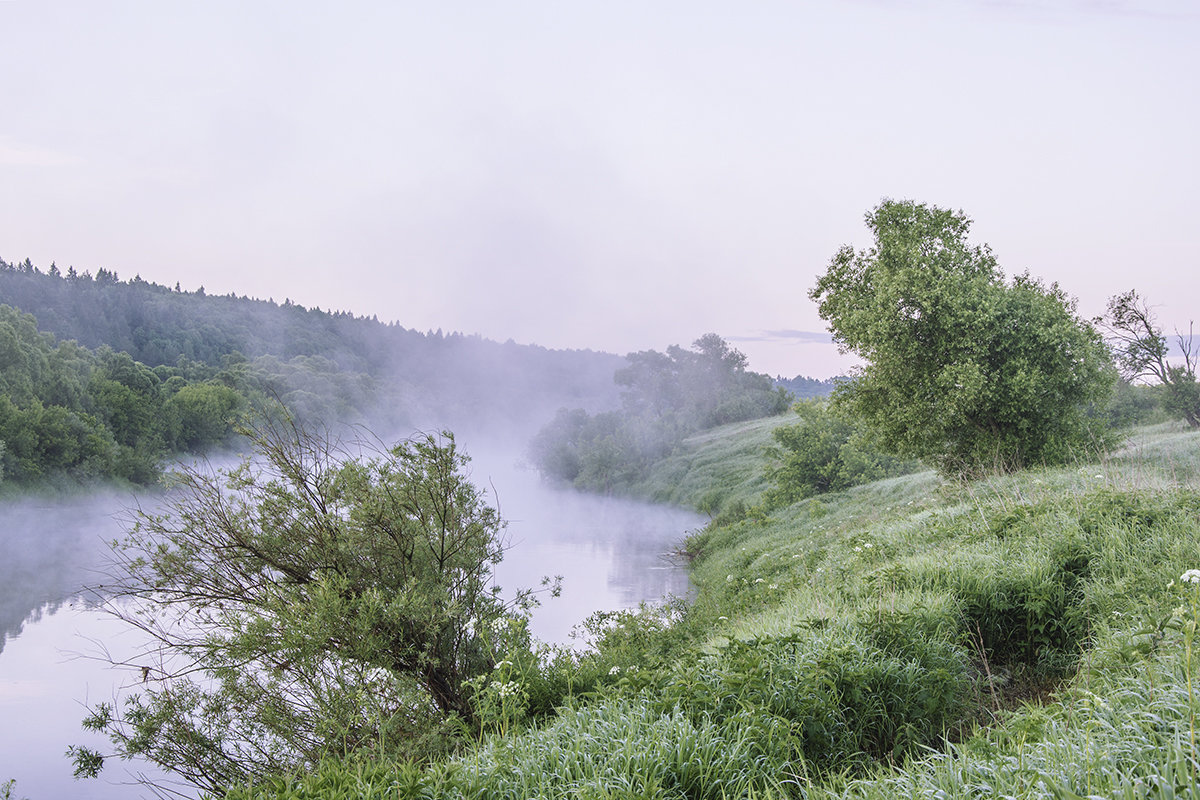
[1,1,1196,378]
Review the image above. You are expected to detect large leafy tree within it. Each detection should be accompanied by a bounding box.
[810,200,1115,477]
[74,418,537,792]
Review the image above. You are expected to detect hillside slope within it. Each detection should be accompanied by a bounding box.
[221,418,1200,799]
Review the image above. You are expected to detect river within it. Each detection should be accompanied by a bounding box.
[0,449,701,799]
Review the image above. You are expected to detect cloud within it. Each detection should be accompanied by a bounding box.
[729,330,834,346]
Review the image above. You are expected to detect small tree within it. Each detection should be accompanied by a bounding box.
[1104,290,1199,428]
[810,200,1115,477]
[74,417,539,792]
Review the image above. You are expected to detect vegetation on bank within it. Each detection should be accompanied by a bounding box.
[529,333,791,492]
[0,256,627,435]
[200,416,1200,800]
[0,303,244,486]
[811,200,1118,478]
[21,198,1200,797]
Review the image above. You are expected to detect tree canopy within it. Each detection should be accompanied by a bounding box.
[810,200,1115,477]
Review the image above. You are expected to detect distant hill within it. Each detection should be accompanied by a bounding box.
[0,257,625,439]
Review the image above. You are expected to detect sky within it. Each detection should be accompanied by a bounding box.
[1,1,1196,379]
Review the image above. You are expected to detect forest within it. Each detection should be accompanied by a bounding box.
[0,258,631,487]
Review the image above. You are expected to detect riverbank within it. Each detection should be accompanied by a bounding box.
[223,419,1200,797]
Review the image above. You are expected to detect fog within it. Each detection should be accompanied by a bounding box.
[0,419,701,797]
[0,491,134,654]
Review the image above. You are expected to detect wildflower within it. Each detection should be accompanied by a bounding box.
[494,660,513,670]
[754,578,764,584]
[768,583,778,590]
[864,542,874,549]
[718,616,728,621]
[853,546,862,553]
[1182,570,1200,584]
[726,574,734,582]
[609,666,621,675]
[1094,474,1104,479]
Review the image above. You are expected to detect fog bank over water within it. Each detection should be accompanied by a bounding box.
[0,491,135,654]
[460,442,701,643]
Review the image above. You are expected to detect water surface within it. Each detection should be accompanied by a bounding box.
[0,453,700,798]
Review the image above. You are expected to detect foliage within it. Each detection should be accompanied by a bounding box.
[214,420,1200,800]
[774,373,841,399]
[1103,378,1170,429]
[0,304,244,485]
[73,418,548,794]
[1104,289,1200,428]
[810,200,1116,477]
[764,399,918,506]
[0,257,626,436]
[530,334,791,491]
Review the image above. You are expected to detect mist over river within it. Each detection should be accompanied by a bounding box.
[0,447,701,799]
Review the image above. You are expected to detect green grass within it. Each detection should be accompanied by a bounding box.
[221,419,1200,799]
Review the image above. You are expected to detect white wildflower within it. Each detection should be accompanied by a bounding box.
[1182,570,1200,584]
[754,578,764,584]
[609,666,621,675]
[768,583,778,590]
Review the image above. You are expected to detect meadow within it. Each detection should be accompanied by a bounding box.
[222,418,1200,799]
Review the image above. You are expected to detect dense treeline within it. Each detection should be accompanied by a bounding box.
[773,373,840,399]
[530,334,791,491]
[0,257,625,437]
[0,304,242,485]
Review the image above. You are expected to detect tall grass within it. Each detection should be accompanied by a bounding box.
[222,421,1200,799]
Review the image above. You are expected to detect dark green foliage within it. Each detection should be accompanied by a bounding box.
[0,258,626,435]
[530,335,791,491]
[811,200,1117,477]
[765,399,918,505]
[1103,379,1169,428]
[0,305,243,485]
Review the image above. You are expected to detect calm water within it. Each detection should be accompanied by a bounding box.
[0,452,700,799]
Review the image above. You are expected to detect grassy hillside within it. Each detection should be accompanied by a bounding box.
[224,419,1200,798]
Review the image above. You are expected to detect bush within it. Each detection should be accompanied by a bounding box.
[655,625,969,775]
[765,399,918,506]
